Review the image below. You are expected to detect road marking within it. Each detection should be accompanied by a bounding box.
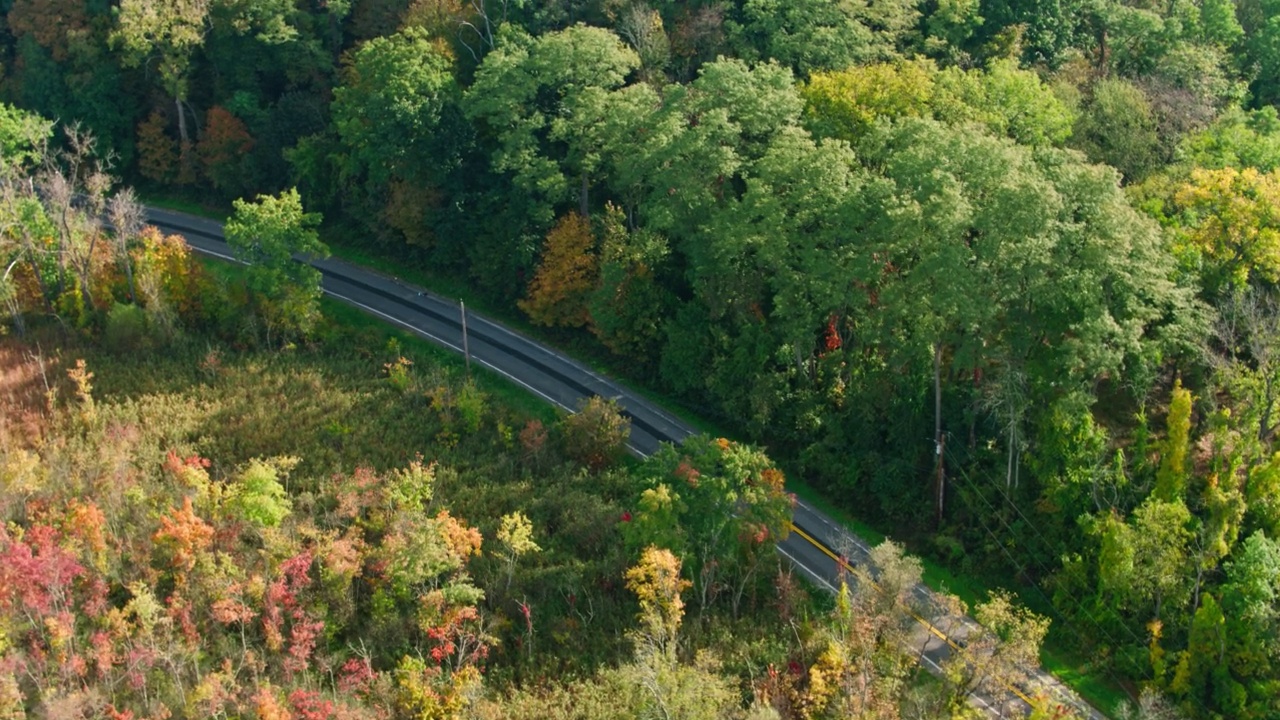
[171,219,1077,720]
[185,242,665,459]
[177,242,580,418]
[786,521,1039,709]
[778,545,838,593]
[333,294,577,413]
[779,544,1000,717]
[187,243,672,467]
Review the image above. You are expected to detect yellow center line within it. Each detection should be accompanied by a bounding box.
[786,521,1037,707]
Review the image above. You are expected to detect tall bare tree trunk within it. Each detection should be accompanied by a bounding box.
[175,96,189,146]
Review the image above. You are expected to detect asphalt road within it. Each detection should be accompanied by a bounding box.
[143,206,1106,720]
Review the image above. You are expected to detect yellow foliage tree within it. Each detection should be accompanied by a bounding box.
[625,546,689,663]
[518,212,598,328]
[801,60,938,140]
[1155,379,1192,502]
[1173,167,1280,292]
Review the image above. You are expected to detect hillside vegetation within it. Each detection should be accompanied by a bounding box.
[3,0,1280,716]
[0,259,1047,719]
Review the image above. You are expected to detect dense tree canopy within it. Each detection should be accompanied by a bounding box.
[4,0,1280,713]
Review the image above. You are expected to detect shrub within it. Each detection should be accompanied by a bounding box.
[455,382,488,434]
[560,396,630,472]
[103,302,151,354]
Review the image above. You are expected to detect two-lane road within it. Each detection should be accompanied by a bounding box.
[144,206,1105,720]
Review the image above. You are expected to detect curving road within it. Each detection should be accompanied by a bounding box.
[144,206,1106,720]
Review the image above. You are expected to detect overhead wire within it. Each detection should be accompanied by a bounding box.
[943,444,1216,719]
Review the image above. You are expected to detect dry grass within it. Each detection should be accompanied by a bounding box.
[0,339,58,446]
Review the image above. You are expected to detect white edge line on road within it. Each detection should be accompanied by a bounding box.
[777,545,837,593]
[468,314,695,434]
[330,292,573,412]
[777,545,1000,717]
[190,244,658,462]
[185,246,574,416]
[181,237,1064,720]
[182,235,698,450]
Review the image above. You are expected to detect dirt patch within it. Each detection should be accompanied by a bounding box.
[0,340,56,446]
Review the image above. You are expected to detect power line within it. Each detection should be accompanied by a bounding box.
[943,457,1141,711]
[944,446,1216,719]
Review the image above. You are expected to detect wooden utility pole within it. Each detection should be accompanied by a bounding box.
[936,433,946,528]
[934,343,945,528]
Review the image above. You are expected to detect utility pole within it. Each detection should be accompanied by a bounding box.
[934,342,945,528]
[935,433,946,529]
[460,300,471,379]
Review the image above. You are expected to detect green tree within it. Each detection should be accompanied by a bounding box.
[636,436,793,615]
[1181,106,1280,174]
[1216,532,1280,718]
[331,27,461,194]
[923,0,984,59]
[110,0,210,149]
[224,457,294,529]
[0,103,53,177]
[935,58,1075,146]
[1169,594,1229,710]
[973,0,1085,66]
[1115,498,1194,620]
[801,60,938,140]
[1156,379,1193,501]
[1247,454,1280,537]
[945,591,1051,715]
[464,24,640,227]
[849,118,1193,520]
[623,483,686,559]
[1072,78,1162,184]
[223,188,328,341]
[1207,290,1280,450]
[800,58,1073,146]
[730,0,917,73]
[588,205,672,366]
[1238,0,1280,105]
[1171,167,1280,294]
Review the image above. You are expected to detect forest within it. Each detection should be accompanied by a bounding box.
[2,0,1280,717]
[0,166,1055,720]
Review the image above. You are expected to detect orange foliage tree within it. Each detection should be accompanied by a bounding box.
[136,110,178,184]
[7,0,89,62]
[401,0,467,58]
[518,212,598,328]
[384,179,442,248]
[197,106,256,197]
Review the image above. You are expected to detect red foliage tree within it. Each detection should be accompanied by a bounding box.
[196,106,255,196]
[7,0,88,61]
[0,524,85,616]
